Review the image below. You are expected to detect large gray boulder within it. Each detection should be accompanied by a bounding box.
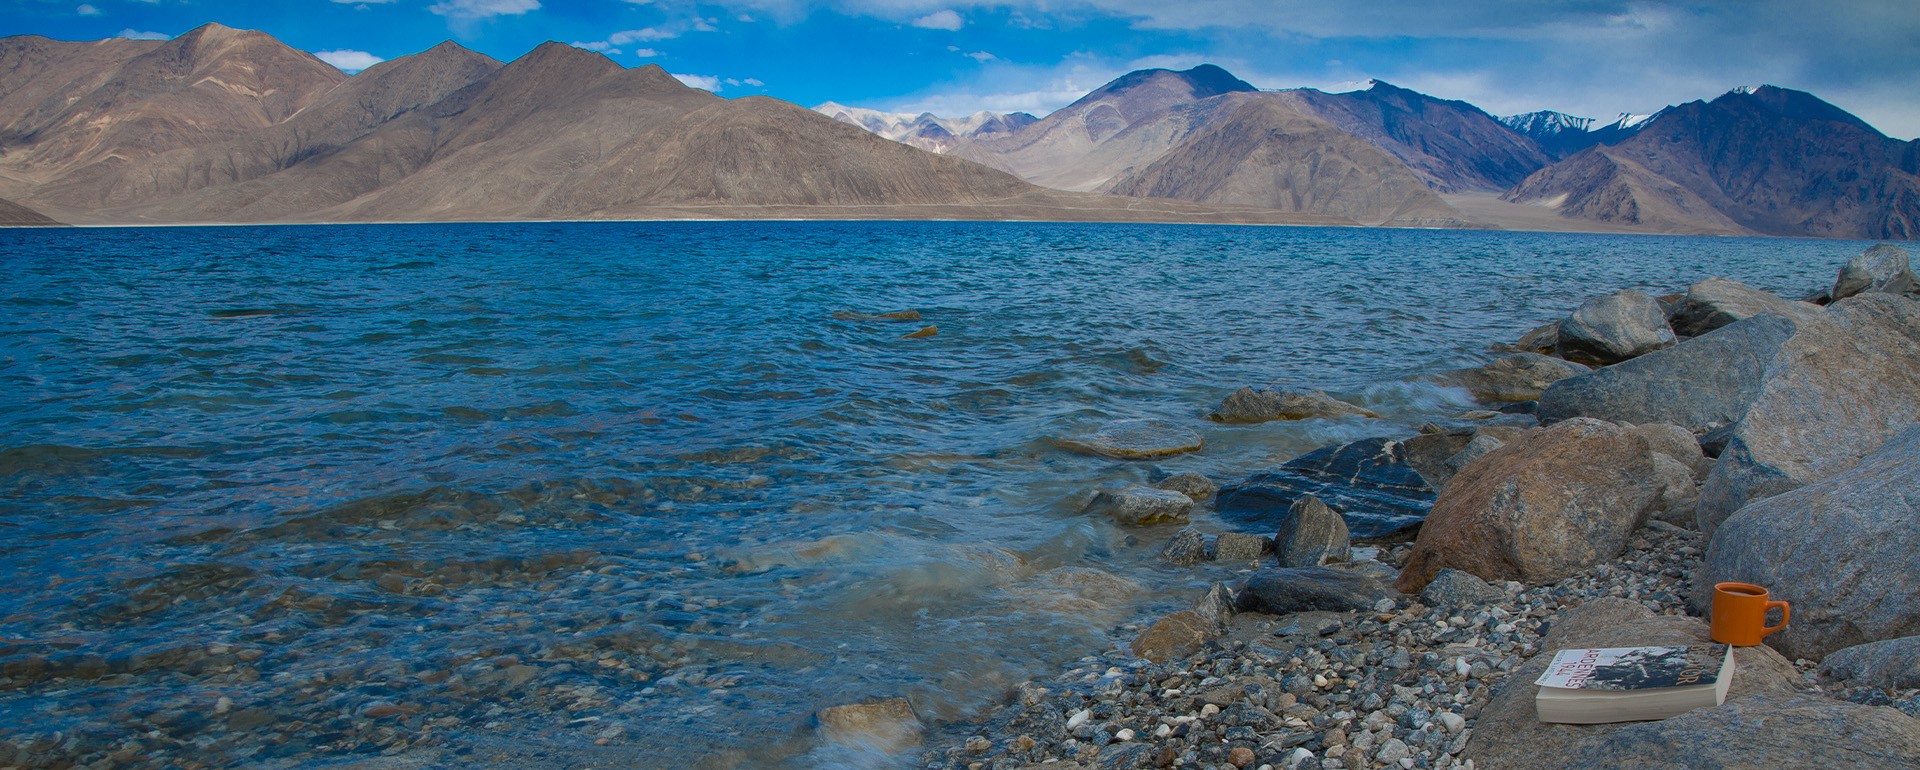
[1537,311,1804,430]
[1702,426,1920,660]
[1469,598,1920,770]
[1272,495,1350,568]
[1207,386,1376,423]
[1555,289,1677,365]
[1819,636,1920,690]
[1670,276,1821,337]
[1396,418,1662,592]
[1697,294,1920,534]
[1833,243,1918,301]
[1433,353,1589,403]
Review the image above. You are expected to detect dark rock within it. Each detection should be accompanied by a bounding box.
[1096,743,1152,770]
[1670,277,1817,337]
[1555,289,1676,365]
[1160,528,1207,567]
[1086,485,1194,526]
[1215,437,1436,540]
[1819,636,1920,690]
[1504,322,1559,355]
[1538,312,1804,430]
[1702,425,1920,660]
[1233,566,1394,616]
[1833,243,1918,301]
[1273,495,1350,568]
[1434,353,1589,403]
[1418,568,1504,609]
[1154,472,1217,501]
[1400,429,1475,490]
[1696,294,1920,535]
[1059,419,1204,460]
[1396,418,1661,592]
[1207,386,1377,423]
[1542,694,1920,770]
[1497,400,1538,414]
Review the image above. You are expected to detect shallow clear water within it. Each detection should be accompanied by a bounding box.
[0,221,1889,767]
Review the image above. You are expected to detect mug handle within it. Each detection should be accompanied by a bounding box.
[1762,601,1791,636]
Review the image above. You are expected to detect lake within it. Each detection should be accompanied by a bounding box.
[0,221,1884,768]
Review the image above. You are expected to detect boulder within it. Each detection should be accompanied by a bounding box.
[1696,294,1920,535]
[1670,277,1818,337]
[1701,426,1920,660]
[1086,485,1193,526]
[1443,433,1504,474]
[817,697,924,753]
[1537,312,1804,430]
[1395,418,1661,592]
[1433,353,1589,403]
[1207,386,1377,423]
[1646,453,1699,527]
[1466,598,1911,770]
[1833,243,1918,301]
[1504,321,1559,355]
[1154,472,1217,501]
[1213,532,1268,563]
[1418,568,1504,609]
[1273,495,1351,568]
[1539,694,1920,770]
[1555,289,1677,365]
[1160,528,1207,567]
[1819,636,1920,690]
[1215,437,1436,540]
[1233,566,1394,616]
[1400,429,1475,490]
[1059,419,1203,460]
[1631,423,1712,478]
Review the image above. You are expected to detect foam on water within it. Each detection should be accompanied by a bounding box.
[0,221,1895,767]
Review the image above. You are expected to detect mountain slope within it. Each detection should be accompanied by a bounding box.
[0,196,61,226]
[1507,86,1920,238]
[1106,94,1461,226]
[1274,81,1551,192]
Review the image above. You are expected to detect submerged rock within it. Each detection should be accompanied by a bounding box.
[1433,353,1588,403]
[901,325,938,339]
[1555,289,1676,365]
[1085,485,1193,526]
[1058,420,1204,460]
[1215,437,1435,539]
[1207,386,1377,423]
[1159,528,1207,567]
[818,697,925,753]
[1153,471,1217,501]
[833,309,922,322]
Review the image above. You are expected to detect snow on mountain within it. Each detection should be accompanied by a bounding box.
[1501,110,1595,136]
[813,102,1036,154]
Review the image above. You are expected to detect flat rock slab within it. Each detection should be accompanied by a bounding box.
[1215,437,1435,539]
[1057,419,1204,460]
[1233,566,1394,616]
[1819,636,1920,690]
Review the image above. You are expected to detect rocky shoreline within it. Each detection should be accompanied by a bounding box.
[894,243,1920,770]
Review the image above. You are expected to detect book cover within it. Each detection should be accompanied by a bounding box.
[1534,644,1730,691]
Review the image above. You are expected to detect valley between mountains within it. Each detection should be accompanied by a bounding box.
[3,23,1916,238]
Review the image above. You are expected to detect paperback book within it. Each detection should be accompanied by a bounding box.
[1533,643,1733,724]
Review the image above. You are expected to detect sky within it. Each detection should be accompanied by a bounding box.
[4,0,1918,139]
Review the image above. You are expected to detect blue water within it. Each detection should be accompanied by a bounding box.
[0,221,1884,767]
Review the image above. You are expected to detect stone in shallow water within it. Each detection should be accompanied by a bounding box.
[1214,437,1435,539]
[1059,419,1204,460]
[1160,528,1207,567]
[817,697,923,753]
[1274,495,1350,568]
[1087,485,1193,526]
[1233,566,1393,615]
[1154,471,1218,501]
[1207,386,1377,423]
[1213,532,1268,563]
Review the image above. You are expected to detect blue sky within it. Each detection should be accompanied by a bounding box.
[5,0,1918,138]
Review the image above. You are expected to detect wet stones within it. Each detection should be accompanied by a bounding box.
[1207,387,1377,423]
[1154,472,1217,502]
[1060,420,1204,460]
[1216,437,1436,540]
[1233,566,1394,616]
[818,697,925,752]
[1159,529,1208,567]
[1086,486,1194,526]
[1273,495,1350,568]
[1213,533,1268,564]
[1434,353,1589,404]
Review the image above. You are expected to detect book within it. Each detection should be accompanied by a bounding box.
[1533,643,1734,724]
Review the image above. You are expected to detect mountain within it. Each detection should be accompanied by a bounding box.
[955,64,1260,191]
[1506,86,1920,238]
[0,196,60,226]
[0,23,343,182]
[1271,80,1552,192]
[1503,109,1661,159]
[1105,94,1462,226]
[813,103,1036,154]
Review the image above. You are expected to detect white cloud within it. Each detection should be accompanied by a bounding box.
[744,77,765,86]
[315,49,386,73]
[965,50,997,62]
[911,9,963,30]
[633,48,661,57]
[427,0,540,19]
[329,0,398,3]
[610,27,675,43]
[672,73,723,92]
[569,40,616,52]
[75,4,101,16]
[116,28,169,40]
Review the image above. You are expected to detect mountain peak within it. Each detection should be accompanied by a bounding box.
[1715,84,1878,135]
[1096,64,1256,100]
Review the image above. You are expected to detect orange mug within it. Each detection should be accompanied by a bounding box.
[1710,582,1790,646]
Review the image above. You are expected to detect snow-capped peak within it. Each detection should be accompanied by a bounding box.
[1501,110,1595,136]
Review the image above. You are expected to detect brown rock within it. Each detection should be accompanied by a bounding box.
[1396,418,1661,592]
[1207,386,1377,423]
[1058,420,1204,460]
[817,697,924,752]
[901,325,938,339]
[1434,353,1589,403]
[1128,609,1217,663]
[1227,746,1256,768]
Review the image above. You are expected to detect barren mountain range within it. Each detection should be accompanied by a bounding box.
[3,23,1915,238]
